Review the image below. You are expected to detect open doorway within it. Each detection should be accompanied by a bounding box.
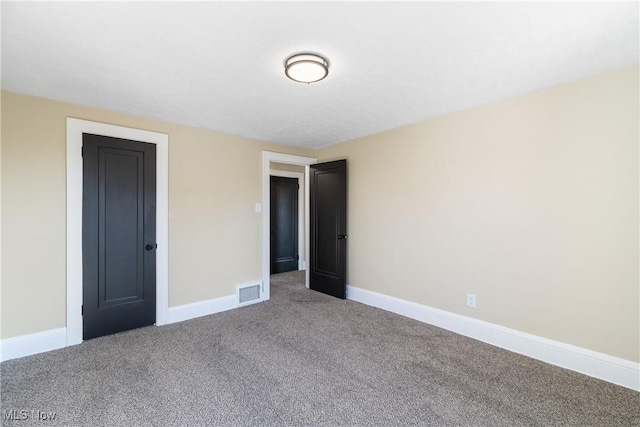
[270,165,305,273]
[262,152,316,301]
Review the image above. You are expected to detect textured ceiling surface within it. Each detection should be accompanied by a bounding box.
[2,2,638,149]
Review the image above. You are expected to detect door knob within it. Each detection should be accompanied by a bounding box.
[337,235,348,240]
[145,244,156,251]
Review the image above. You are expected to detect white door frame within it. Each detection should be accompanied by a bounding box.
[262,151,316,300]
[66,118,169,346]
[269,169,305,271]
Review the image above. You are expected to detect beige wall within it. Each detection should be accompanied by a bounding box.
[2,65,638,363]
[317,66,639,362]
[271,162,305,173]
[0,92,312,339]
[0,92,3,340]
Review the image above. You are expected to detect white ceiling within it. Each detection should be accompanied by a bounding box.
[2,2,638,149]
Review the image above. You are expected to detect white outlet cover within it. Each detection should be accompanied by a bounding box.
[467,294,476,308]
[255,203,262,213]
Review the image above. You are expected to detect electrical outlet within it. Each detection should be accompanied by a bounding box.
[466,293,476,308]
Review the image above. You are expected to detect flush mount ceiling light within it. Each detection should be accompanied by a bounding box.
[284,53,329,83]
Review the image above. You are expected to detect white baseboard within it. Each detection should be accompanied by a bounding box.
[166,294,237,324]
[5,289,637,392]
[1,328,67,362]
[347,285,640,392]
[1,294,240,362]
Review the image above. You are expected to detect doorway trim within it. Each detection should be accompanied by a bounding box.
[66,118,169,346]
[269,169,305,271]
[262,151,316,300]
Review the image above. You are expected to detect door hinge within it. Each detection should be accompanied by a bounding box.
[296,255,299,261]
[81,146,83,157]
[81,305,84,315]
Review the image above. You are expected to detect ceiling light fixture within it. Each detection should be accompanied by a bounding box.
[284,53,329,84]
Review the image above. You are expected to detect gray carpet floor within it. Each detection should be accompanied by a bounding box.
[1,271,639,426]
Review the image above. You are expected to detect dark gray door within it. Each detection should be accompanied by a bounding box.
[82,133,156,340]
[310,160,347,299]
[270,176,299,274]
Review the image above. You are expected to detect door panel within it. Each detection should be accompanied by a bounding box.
[270,176,299,273]
[83,133,156,340]
[310,159,347,299]
[101,150,144,304]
